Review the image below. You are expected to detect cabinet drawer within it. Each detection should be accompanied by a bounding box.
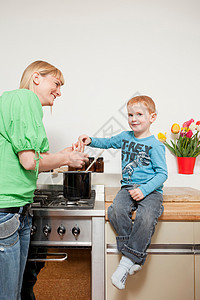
[194,222,200,243]
[106,221,194,244]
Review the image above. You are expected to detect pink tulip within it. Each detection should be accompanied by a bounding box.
[186,130,193,138]
[182,119,194,128]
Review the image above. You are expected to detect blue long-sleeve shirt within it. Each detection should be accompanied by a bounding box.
[90,131,168,197]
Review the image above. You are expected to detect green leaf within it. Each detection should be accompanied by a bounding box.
[164,142,177,155]
[163,130,200,158]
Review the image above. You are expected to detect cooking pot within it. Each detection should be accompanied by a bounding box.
[63,171,91,200]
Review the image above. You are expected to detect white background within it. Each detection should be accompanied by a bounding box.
[1,0,200,183]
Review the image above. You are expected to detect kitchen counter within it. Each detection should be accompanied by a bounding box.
[105,187,200,221]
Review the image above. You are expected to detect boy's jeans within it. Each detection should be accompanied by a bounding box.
[0,211,32,300]
[107,186,163,265]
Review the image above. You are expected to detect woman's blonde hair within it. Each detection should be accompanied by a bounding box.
[127,95,156,114]
[19,60,64,91]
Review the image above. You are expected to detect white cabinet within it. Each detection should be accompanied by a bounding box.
[195,256,200,300]
[106,221,199,300]
[106,255,194,300]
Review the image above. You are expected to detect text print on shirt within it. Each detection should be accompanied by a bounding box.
[122,140,152,180]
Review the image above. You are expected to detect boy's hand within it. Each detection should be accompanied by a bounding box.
[128,188,144,201]
[78,134,91,146]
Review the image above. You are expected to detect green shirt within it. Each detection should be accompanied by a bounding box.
[0,89,49,208]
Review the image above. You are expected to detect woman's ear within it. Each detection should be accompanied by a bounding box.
[32,72,40,85]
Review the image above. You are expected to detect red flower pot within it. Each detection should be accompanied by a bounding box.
[176,157,196,174]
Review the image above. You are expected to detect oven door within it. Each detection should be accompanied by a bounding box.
[27,246,91,299]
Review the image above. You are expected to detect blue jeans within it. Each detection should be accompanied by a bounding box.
[0,210,32,300]
[107,186,163,265]
[21,247,45,300]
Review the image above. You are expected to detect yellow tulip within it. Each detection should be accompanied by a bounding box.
[171,123,180,134]
[158,132,167,142]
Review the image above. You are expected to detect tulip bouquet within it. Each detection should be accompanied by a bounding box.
[158,119,200,157]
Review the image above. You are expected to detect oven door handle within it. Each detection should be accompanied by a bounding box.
[28,252,68,262]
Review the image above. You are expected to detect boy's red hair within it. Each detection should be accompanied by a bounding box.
[127,96,156,114]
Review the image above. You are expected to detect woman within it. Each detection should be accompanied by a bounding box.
[0,60,88,299]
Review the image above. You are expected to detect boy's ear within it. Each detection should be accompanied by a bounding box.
[150,113,157,123]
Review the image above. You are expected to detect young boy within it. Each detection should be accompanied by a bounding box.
[78,95,168,290]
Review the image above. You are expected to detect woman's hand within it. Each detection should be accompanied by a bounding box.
[67,151,89,168]
[61,147,89,168]
[128,188,144,201]
[72,141,85,153]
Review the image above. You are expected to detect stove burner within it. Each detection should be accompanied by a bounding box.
[33,185,95,209]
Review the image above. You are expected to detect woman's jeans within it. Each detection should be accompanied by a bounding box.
[107,186,163,265]
[21,247,45,300]
[0,210,32,300]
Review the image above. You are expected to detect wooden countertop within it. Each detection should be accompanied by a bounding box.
[105,187,200,221]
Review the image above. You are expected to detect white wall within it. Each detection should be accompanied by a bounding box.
[1,0,200,181]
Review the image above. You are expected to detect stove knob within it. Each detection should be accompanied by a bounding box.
[57,225,66,236]
[31,224,37,236]
[72,226,80,238]
[43,225,51,237]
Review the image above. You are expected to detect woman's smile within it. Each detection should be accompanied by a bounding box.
[33,73,62,106]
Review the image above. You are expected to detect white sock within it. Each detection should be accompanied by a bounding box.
[111,256,134,290]
[129,263,142,275]
[121,255,142,275]
[111,265,128,290]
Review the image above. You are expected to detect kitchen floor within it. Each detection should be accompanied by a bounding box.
[34,249,91,300]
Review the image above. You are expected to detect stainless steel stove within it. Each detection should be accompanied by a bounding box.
[30,184,105,300]
[33,184,96,209]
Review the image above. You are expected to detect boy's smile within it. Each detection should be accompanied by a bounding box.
[127,103,157,138]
